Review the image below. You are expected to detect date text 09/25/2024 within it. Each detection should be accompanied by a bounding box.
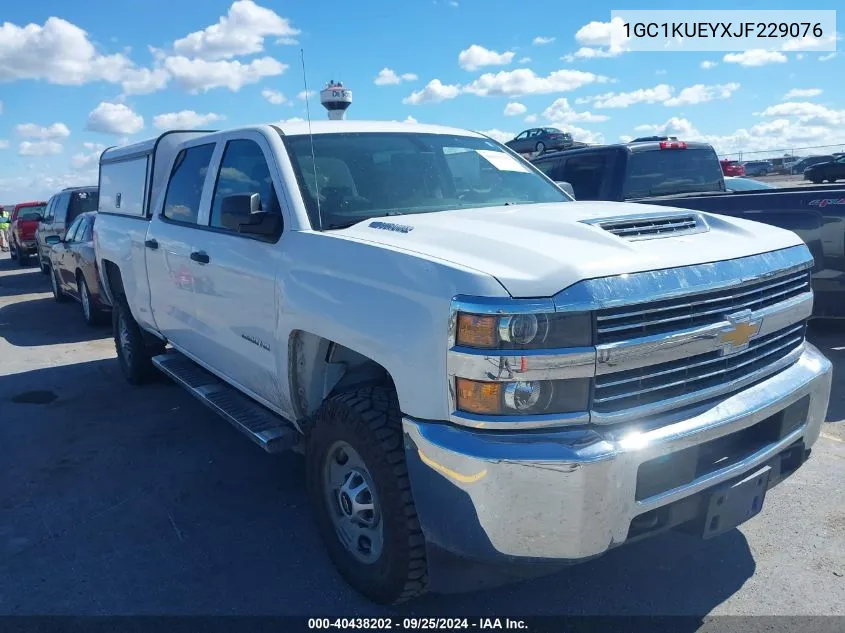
[308,618,528,630]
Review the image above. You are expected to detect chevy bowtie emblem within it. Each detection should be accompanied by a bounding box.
[719,314,761,355]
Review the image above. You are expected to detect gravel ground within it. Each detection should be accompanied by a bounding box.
[1,251,843,619]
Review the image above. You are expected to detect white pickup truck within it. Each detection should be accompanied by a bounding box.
[94,121,832,604]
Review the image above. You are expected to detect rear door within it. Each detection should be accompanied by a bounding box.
[145,141,216,353]
[188,132,285,405]
[57,216,85,291]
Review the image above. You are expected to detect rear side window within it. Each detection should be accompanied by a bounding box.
[68,191,98,225]
[560,153,608,200]
[210,139,281,230]
[163,144,215,224]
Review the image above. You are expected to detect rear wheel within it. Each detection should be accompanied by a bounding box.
[307,386,428,604]
[113,299,165,384]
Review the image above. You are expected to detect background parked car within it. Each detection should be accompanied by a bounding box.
[45,211,108,326]
[803,155,845,183]
[742,160,773,177]
[8,200,46,266]
[790,155,834,175]
[723,177,777,191]
[720,159,745,177]
[36,186,98,274]
[505,128,573,155]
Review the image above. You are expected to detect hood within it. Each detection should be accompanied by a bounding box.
[331,201,805,298]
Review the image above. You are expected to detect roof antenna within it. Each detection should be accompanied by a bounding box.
[300,48,323,232]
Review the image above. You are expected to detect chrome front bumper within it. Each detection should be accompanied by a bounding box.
[403,344,832,562]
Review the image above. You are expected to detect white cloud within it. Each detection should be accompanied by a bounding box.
[819,52,837,62]
[19,141,63,156]
[532,36,555,46]
[700,60,718,69]
[403,115,418,123]
[173,0,299,60]
[120,67,170,95]
[476,129,513,143]
[276,117,305,124]
[655,69,667,75]
[153,110,225,131]
[633,117,699,138]
[16,123,70,140]
[503,101,527,116]
[589,84,673,109]
[565,17,629,60]
[463,68,609,97]
[784,88,822,99]
[402,79,461,104]
[297,90,315,100]
[374,68,417,85]
[0,16,132,85]
[458,45,515,71]
[0,140,9,150]
[261,88,288,104]
[542,97,608,123]
[164,56,287,93]
[567,125,604,145]
[449,1,459,6]
[524,114,537,124]
[781,33,840,52]
[664,82,740,107]
[723,50,787,67]
[518,56,531,63]
[86,102,144,135]
[71,142,107,170]
[758,101,845,127]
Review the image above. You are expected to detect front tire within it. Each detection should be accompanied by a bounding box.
[37,247,49,274]
[78,274,105,326]
[113,300,164,384]
[307,387,428,604]
[9,240,18,261]
[50,267,69,303]
[535,141,546,154]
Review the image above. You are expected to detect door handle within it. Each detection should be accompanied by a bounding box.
[190,251,210,264]
[144,238,158,250]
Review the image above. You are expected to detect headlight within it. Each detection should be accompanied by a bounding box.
[455,377,590,416]
[456,311,592,350]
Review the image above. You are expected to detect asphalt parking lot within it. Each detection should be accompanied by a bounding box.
[1,252,843,618]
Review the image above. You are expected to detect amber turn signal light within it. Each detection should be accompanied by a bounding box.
[455,378,502,415]
[456,313,498,348]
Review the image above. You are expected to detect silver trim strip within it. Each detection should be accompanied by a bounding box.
[448,345,595,382]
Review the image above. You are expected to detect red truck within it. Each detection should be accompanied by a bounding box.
[9,201,47,266]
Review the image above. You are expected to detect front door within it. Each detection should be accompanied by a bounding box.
[57,215,85,291]
[188,132,285,408]
[145,141,217,354]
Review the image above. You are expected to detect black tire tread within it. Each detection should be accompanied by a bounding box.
[307,386,428,604]
[113,299,163,384]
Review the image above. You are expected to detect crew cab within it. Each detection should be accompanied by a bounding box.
[8,200,46,265]
[532,140,845,317]
[94,122,832,604]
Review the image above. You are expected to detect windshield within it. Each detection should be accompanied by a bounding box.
[17,204,46,220]
[624,148,725,199]
[282,132,570,230]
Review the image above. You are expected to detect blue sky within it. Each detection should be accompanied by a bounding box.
[1,0,842,202]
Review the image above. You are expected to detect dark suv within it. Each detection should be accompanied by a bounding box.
[36,186,99,274]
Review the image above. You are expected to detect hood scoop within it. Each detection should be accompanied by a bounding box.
[585,212,709,241]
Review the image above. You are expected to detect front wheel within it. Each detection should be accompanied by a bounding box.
[9,241,18,261]
[37,247,49,274]
[113,300,164,384]
[50,267,69,303]
[79,275,105,326]
[307,387,428,604]
[535,141,546,154]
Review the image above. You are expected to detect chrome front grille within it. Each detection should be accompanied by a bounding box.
[593,323,806,414]
[596,268,811,344]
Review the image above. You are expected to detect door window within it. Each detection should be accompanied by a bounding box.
[209,139,281,230]
[65,216,85,243]
[534,159,560,178]
[162,144,215,224]
[44,196,56,222]
[515,131,528,140]
[560,153,607,200]
[81,217,94,242]
[54,192,71,224]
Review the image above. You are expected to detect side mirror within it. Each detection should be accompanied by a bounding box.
[220,193,282,239]
[45,235,61,245]
[32,213,43,222]
[555,181,575,198]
